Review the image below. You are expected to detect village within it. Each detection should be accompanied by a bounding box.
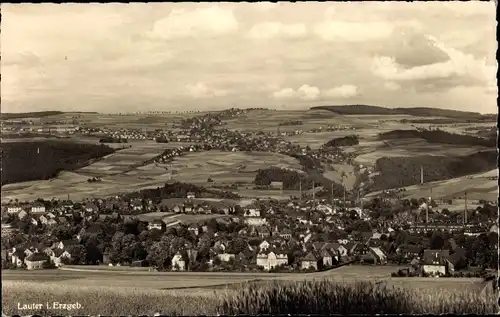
[1,186,497,277]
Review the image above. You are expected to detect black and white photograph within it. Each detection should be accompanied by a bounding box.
[1,1,498,316]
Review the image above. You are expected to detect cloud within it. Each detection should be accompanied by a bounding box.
[298,85,320,100]
[149,6,238,39]
[314,20,394,42]
[324,85,359,98]
[384,82,401,91]
[185,83,227,98]
[247,22,307,40]
[272,85,320,100]
[370,34,496,94]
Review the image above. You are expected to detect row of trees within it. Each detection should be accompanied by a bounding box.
[323,135,359,147]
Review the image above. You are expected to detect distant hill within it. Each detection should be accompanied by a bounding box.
[311,105,493,120]
[1,111,98,120]
[379,129,496,148]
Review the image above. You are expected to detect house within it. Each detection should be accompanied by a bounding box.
[51,249,71,267]
[216,253,236,262]
[301,252,320,270]
[30,218,39,226]
[270,181,283,190]
[490,224,499,234]
[10,248,25,267]
[58,240,79,250]
[39,215,49,225]
[18,210,28,220]
[188,226,199,236]
[184,203,194,213]
[397,245,423,261]
[422,249,450,276]
[173,205,183,213]
[319,249,334,268]
[279,228,292,240]
[25,253,49,270]
[256,226,271,238]
[6,206,22,214]
[31,204,46,214]
[130,200,143,211]
[256,251,288,271]
[362,247,388,264]
[244,208,261,218]
[46,219,57,226]
[186,192,196,199]
[171,252,186,271]
[259,240,270,251]
[245,217,267,226]
[84,203,98,213]
[148,220,164,231]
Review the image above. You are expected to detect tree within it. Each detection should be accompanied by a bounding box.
[68,245,87,265]
[430,232,445,249]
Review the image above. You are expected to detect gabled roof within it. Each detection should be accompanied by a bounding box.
[422,249,450,265]
[302,251,319,262]
[26,252,49,262]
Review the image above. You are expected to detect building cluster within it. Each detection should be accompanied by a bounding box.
[2,189,497,274]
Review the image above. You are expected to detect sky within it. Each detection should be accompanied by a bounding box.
[1,2,498,114]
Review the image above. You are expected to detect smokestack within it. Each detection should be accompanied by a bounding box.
[312,181,315,208]
[299,177,302,202]
[331,182,334,207]
[420,165,424,185]
[464,191,468,225]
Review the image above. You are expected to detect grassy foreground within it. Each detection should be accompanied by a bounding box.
[2,279,497,315]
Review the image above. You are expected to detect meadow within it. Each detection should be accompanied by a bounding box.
[167,150,302,185]
[3,271,496,316]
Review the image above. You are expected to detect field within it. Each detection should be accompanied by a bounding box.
[2,265,496,315]
[323,164,356,190]
[366,169,498,201]
[167,150,302,185]
[1,142,187,202]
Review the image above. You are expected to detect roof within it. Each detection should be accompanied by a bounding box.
[369,247,387,260]
[26,252,49,262]
[422,249,450,265]
[447,252,464,267]
[302,252,319,262]
[60,239,79,246]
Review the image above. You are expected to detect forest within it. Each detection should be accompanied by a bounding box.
[0,141,115,185]
[378,129,496,147]
[371,150,497,190]
[323,135,359,147]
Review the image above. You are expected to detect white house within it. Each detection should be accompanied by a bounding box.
[256,251,288,271]
[6,206,22,214]
[244,208,261,217]
[259,240,270,251]
[31,205,46,214]
[216,253,235,262]
[245,217,267,226]
[148,220,163,231]
[171,252,186,271]
[186,192,196,199]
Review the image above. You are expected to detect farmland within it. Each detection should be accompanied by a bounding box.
[166,150,302,185]
[0,142,176,202]
[2,265,495,316]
